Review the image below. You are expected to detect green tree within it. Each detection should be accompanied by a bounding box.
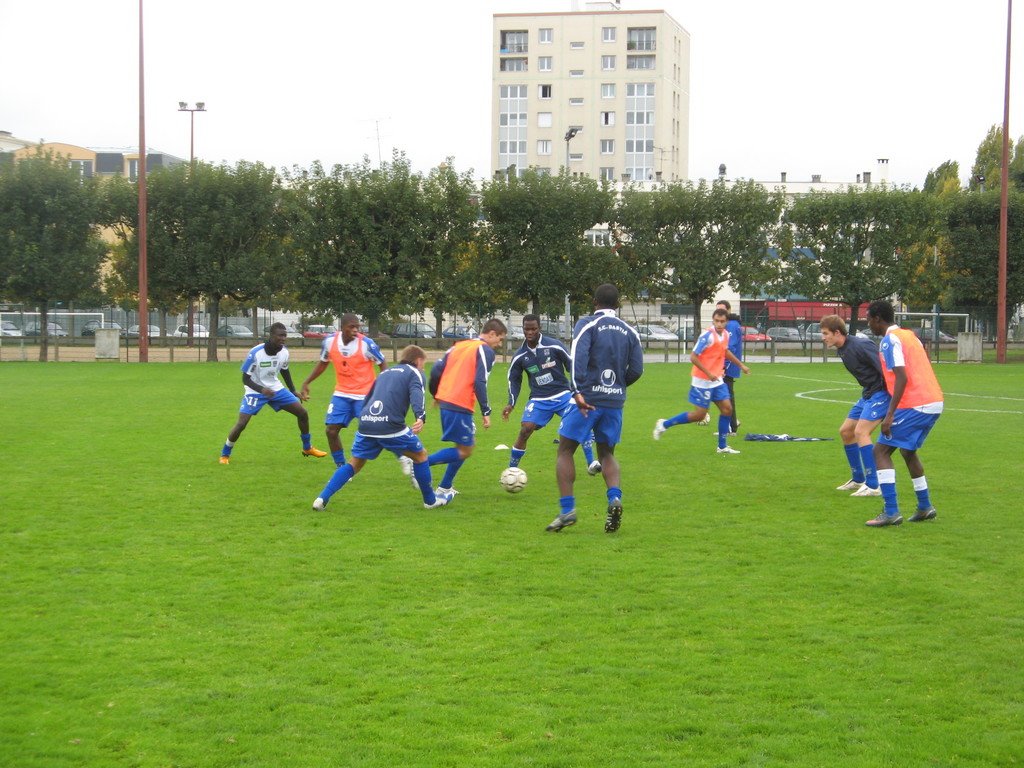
[781,187,942,331]
[132,161,289,361]
[614,179,784,326]
[970,125,1022,192]
[0,151,108,360]
[923,160,961,197]
[945,190,1024,328]
[479,169,615,318]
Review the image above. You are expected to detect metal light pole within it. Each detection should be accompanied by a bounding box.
[564,127,579,172]
[996,0,1012,363]
[178,102,206,347]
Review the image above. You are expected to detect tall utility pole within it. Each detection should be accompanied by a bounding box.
[137,0,149,362]
[997,0,1012,364]
[178,102,206,347]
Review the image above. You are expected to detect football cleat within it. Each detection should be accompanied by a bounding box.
[588,460,603,476]
[851,485,882,497]
[908,506,937,522]
[697,413,711,426]
[836,479,862,491]
[312,497,327,511]
[302,447,328,458]
[605,499,623,533]
[398,455,414,476]
[219,456,230,465]
[866,511,903,527]
[436,486,460,497]
[424,489,455,509]
[652,418,667,441]
[716,446,741,454]
[545,510,577,532]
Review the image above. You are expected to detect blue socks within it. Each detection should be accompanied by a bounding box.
[606,487,622,503]
[878,468,898,515]
[319,463,355,503]
[412,461,434,502]
[510,448,526,467]
[912,476,931,509]
[718,414,730,448]
[858,444,878,489]
[331,449,346,467]
[844,443,865,484]
[301,433,313,450]
[664,413,690,428]
[560,496,575,515]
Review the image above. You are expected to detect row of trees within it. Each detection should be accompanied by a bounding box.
[2,135,1022,361]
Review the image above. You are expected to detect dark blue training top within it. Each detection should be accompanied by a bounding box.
[357,362,426,437]
[836,334,886,400]
[569,309,644,408]
[507,335,572,407]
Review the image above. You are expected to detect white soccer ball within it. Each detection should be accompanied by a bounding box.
[500,466,528,494]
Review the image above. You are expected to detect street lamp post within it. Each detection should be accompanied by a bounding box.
[178,101,206,165]
[178,101,205,347]
[564,128,579,172]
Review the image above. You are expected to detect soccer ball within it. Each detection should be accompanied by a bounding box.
[500,466,528,494]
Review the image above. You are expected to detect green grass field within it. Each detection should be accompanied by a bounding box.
[2,360,1022,768]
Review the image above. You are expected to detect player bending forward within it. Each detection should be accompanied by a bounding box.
[313,346,454,511]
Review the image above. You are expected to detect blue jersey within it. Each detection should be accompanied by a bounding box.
[837,334,886,400]
[569,309,644,408]
[357,362,426,438]
[723,316,743,377]
[507,335,572,407]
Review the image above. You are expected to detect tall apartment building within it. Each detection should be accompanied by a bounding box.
[492,2,689,182]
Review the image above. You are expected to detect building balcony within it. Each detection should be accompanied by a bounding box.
[500,43,529,54]
[626,40,656,51]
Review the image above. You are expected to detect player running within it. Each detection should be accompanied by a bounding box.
[218,323,327,464]
[502,314,600,476]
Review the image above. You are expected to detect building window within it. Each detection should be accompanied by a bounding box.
[539,28,553,44]
[599,167,616,182]
[501,30,528,54]
[501,58,528,72]
[539,84,552,99]
[626,81,656,181]
[570,41,585,50]
[69,159,94,178]
[538,112,553,127]
[538,56,552,72]
[537,140,552,155]
[627,83,655,97]
[602,27,616,43]
[627,27,656,51]
[569,69,584,78]
[601,55,615,71]
[569,153,583,162]
[499,84,528,177]
[536,167,552,177]
[626,55,656,70]
[601,111,615,126]
[570,97,584,106]
[600,139,615,154]
[601,83,616,99]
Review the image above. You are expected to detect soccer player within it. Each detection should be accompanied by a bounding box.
[716,300,743,434]
[864,300,943,527]
[218,322,327,464]
[652,307,750,454]
[299,313,388,467]
[312,346,453,510]
[546,284,644,534]
[820,314,887,497]
[502,314,600,476]
[424,319,507,496]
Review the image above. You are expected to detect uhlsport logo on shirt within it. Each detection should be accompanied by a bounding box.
[594,368,622,395]
[363,399,388,422]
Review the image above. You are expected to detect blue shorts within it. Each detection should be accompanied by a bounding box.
[326,395,361,426]
[688,383,731,409]
[239,388,299,415]
[877,409,941,451]
[440,409,477,446]
[847,390,891,422]
[558,404,623,446]
[522,393,572,429]
[351,430,424,460]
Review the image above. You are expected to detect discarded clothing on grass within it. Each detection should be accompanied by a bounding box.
[743,433,834,442]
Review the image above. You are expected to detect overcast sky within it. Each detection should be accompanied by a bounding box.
[2,0,1020,187]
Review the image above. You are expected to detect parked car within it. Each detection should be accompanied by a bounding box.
[912,327,956,343]
[81,320,126,337]
[538,320,568,338]
[741,326,769,342]
[262,325,303,338]
[855,329,883,344]
[127,324,162,339]
[390,322,436,338]
[216,324,255,338]
[507,325,525,341]
[766,326,803,341]
[802,322,822,341]
[25,321,69,337]
[635,323,677,341]
[171,324,209,338]
[442,325,476,339]
[675,327,695,342]
[302,324,336,338]
[1,320,24,337]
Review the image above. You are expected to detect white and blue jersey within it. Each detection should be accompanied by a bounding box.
[241,343,289,394]
[507,335,572,408]
[356,362,426,439]
[569,309,644,409]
